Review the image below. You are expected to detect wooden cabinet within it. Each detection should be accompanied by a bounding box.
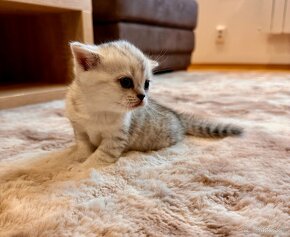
[0,0,93,109]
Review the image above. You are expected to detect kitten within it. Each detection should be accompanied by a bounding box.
[66,40,243,168]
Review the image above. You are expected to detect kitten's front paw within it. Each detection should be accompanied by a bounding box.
[67,164,84,173]
[71,150,91,163]
[70,144,93,162]
[81,158,111,170]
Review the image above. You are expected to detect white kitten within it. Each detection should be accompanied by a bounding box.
[66,41,243,168]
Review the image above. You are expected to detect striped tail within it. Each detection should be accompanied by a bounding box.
[180,114,243,138]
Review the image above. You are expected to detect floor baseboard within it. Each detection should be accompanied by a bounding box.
[188,64,290,72]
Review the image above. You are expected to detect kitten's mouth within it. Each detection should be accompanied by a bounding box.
[130,101,144,109]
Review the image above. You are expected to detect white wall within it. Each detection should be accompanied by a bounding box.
[191,0,290,65]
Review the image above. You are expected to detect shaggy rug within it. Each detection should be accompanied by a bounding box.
[0,71,289,237]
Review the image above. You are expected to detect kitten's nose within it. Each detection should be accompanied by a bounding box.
[137,94,145,101]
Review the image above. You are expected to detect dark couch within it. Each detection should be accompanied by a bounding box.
[92,0,198,71]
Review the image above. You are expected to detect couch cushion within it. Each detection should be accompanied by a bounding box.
[94,23,194,54]
[92,0,198,30]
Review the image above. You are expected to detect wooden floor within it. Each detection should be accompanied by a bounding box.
[188,64,290,72]
[0,84,67,109]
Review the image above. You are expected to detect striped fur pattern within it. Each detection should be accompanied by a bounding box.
[66,41,243,167]
[179,113,243,138]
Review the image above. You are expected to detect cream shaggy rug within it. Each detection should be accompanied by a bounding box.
[0,71,289,236]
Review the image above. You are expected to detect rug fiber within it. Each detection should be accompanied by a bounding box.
[0,71,289,236]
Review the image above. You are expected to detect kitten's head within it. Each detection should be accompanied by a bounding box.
[70,40,158,113]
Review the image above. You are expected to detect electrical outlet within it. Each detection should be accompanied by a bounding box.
[216,25,226,44]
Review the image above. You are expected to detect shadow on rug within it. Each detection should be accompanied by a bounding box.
[0,71,289,236]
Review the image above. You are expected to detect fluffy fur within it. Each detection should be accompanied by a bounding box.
[66,41,243,167]
[0,71,289,236]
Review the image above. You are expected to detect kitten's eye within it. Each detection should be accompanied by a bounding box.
[144,80,150,90]
[119,77,134,89]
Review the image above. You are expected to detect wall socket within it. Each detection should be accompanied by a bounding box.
[216,25,226,44]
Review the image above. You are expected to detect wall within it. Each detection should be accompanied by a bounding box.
[191,0,290,65]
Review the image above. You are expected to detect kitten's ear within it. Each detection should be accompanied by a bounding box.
[70,42,100,72]
[149,59,159,69]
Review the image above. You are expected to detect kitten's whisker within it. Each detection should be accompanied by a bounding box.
[151,49,168,65]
